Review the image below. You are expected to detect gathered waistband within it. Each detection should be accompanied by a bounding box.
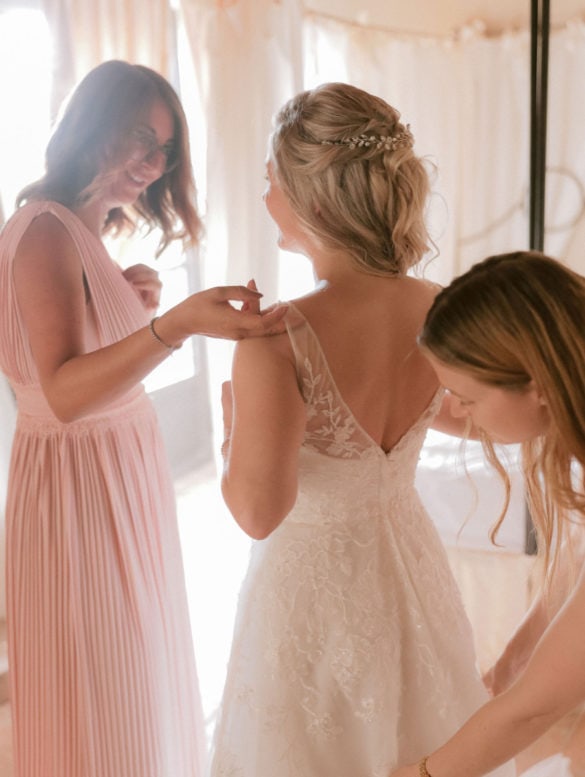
[13,384,152,434]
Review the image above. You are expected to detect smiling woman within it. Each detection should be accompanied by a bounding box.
[0,58,288,777]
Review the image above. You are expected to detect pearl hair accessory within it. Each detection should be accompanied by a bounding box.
[321,125,414,152]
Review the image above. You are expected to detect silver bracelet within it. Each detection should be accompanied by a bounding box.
[149,317,177,353]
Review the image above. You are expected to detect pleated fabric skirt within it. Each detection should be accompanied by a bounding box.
[6,391,206,777]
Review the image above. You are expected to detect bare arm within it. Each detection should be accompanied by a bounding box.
[483,591,551,696]
[389,563,585,777]
[221,335,307,539]
[13,214,287,422]
[486,527,585,695]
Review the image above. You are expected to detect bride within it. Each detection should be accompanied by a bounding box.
[208,82,513,777]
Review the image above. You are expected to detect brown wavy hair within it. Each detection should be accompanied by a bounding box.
[17,59,201,255]
[269,82,434,276]
[420,251,585,581]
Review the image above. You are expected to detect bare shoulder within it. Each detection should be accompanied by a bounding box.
[14,211,79,274]
[19,212,73,253]
[12,209,85,333]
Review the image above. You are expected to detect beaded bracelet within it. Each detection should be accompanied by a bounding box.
[149,317,178,353]
[418,756,433,777]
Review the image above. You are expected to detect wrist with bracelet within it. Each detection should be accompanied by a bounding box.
[148,317,181,354]
[419,757,434,777]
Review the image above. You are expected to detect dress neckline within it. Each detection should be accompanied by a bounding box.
[286,301,442,458]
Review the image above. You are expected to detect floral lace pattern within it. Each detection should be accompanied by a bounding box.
[209,305,514,777]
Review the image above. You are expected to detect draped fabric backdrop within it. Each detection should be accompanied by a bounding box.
[181,5,585,291]
[41,0,175,119]
[177,0,306,413]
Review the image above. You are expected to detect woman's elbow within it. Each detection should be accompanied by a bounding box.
[42,379,88,423]
[44,397,78,423]
[243,520,277,541]
[46,394,87,424]
[222,482,296,539]
[233,504,293,540]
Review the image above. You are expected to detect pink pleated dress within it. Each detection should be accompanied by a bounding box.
[0,201,206,777]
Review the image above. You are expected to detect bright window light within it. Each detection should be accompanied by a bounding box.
[0,8,52,220]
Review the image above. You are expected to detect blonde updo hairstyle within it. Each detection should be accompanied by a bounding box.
[420,251,585,581]
[269,82,433,276]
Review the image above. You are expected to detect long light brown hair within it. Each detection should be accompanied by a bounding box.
[17,60,201,256]
[269,82,434,276]
[420,251,585,580]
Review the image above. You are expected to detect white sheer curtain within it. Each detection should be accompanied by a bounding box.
[180,6,585,287]
[179,0,304,299]
[41,0,174,118]
[545,21,585,271]
[178,0,306,457]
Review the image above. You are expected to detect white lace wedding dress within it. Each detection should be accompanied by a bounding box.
[209,305,514,777]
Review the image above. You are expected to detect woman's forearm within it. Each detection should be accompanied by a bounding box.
[38,287,287,422]
[420,690,560,777]
[485,593,550,695]
[393,569,585,777]
[41,324,172,422]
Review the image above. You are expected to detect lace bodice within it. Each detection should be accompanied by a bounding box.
[286,302,442,463]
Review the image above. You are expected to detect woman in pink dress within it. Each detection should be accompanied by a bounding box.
[0,59,285,777]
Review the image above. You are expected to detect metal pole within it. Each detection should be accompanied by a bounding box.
[529,0,550,252]
[525,0,550,555]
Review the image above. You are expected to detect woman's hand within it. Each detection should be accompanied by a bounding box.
[241,278,261,314]
[155,284,288,347]
[122,263,162,314]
